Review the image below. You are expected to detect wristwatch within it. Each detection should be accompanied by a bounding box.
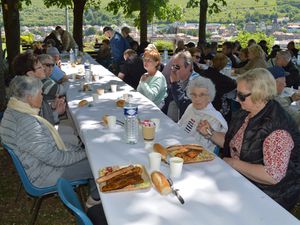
[205,127,215,139]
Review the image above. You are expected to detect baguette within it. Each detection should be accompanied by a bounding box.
[151,171,171,195]
[153,143,168,161]
[96,165,134,184]
[78,99,89,107]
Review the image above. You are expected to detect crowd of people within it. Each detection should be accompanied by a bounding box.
[1,24,300,223]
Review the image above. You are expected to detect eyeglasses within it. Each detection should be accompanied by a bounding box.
[143,57,154,63]
[43,63,55,67]
[190,93,209,98]
[193,55,201,59]
[237,92,251,102]
[171,64,181,70]
[34,66,44,71]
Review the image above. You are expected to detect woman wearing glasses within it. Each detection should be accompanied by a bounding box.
[198,68,300,210]
[178,76,228,152]
[137,49,167,107]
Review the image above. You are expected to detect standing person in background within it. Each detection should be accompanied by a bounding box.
[137,49,167,107]
[43,30,63,52]
[55,26,78,52]
[103,26,130,74]
[275,50,300,89]
[121,26,134,48]
[96,39,112,69]
[287,41,299,58]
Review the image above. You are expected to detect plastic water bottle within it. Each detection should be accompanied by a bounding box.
[69,49,75,64]
[124,104,138,144]
[224,58,232,76]
[297,52,300,66]
[84,59,92,83]
[74,46,79,58]
[163,49,169,65]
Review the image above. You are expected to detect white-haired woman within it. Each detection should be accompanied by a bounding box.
[0,76,100,207]
[178,76,228,152]
[198,68,300,210]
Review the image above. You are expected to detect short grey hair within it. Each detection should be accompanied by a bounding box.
[37,54,54,63]
[9,76,43,102]
[277,50,291,62]
[187,76,216,102]
[174,51,193,68]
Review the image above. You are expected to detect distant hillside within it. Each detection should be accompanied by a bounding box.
[18,0,300,27]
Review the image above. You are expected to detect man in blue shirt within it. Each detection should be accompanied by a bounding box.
[103,26,130,74]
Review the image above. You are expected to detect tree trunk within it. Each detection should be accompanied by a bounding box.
[2,0,20,75]
[140,0,147,44]
[72,0,86,51]
[0,0,20,111]
[198,0,208,45]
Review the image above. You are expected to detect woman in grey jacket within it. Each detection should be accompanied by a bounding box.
[0,76,99,207]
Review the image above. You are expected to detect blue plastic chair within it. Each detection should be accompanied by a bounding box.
[2,143,88,225]
[57,178,93,225]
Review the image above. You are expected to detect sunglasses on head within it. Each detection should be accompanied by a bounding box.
[237,92,251,102]
[43,63,55,67]
[171,64,181,70]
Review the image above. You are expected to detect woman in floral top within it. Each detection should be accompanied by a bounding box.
[198,68,300,210]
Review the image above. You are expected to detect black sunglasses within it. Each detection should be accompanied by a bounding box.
[171,64,181,70]
[43,63,55,67]
[193,55,201,59]
[237,92,251,102]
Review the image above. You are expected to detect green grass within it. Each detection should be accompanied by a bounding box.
[0,148,77,225]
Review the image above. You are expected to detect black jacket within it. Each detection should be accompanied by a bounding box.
[224,100,300,210]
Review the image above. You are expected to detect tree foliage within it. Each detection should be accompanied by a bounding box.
[186,0,227,15]
[106,0,182,28]
[232,31,275,50]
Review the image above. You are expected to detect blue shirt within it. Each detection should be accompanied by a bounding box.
[110,32,130,63]
[50,65,66,82]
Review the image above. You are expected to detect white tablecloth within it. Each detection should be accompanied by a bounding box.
[64,62,299,225]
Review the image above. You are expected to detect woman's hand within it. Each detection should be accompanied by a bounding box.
[170,69,179,83]
[196,120,211,136]
[140,74,149,82]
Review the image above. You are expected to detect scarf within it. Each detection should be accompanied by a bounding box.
[7,97,67,151]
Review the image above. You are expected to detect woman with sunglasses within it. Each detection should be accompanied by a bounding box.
[178,76,228,152]
[137,49,167,107]
[198,68,300,210]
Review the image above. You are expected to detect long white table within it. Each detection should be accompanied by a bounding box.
[64,62,300,225]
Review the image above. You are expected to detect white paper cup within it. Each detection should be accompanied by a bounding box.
[107,116,116,128]
[149,152,161,171]
[111,84,117,93]
[92,94,99,103]
[150,118,160,131]
[169,157,184,178]
[96,88,105,95]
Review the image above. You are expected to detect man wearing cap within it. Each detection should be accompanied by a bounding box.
[103,26,130,74]
[46,47,68,83]
[269,66,300,129]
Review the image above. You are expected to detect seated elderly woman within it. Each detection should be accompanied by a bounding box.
[235,44,267,74]
[137,49,167,107]
[198,68,300,210]
[0,76,100,207]
[178,76,228,152]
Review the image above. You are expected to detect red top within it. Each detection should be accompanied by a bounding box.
[229,115,294,183]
